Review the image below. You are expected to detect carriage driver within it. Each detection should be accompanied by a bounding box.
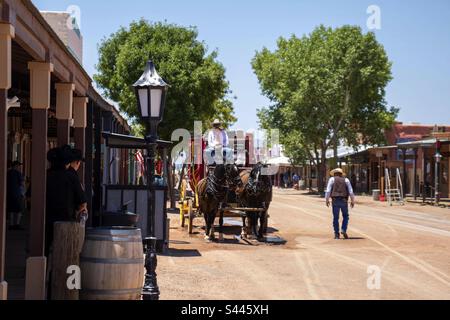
[205,119,233,165]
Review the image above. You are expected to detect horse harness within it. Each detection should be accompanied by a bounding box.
[205,171,227,200]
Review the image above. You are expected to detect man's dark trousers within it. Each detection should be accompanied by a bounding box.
[332,197,349,234]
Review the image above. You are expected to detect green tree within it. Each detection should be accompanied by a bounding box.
[253,25,398,192]
[95,19,236,139]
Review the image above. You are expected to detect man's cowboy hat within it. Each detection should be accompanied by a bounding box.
[330,168,346,177]
[69,148,85,162]
[212,119,222,126]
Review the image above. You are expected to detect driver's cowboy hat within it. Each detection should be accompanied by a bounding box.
[212,119,222,126]
[330,168,346,177]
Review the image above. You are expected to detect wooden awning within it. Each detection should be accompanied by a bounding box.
[102,132,172,149]
[397,138,450,149]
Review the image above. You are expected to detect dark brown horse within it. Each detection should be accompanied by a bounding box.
[236,163,273,240]
[196,164,241,241]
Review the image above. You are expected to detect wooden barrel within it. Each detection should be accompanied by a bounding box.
[80,227,144,300]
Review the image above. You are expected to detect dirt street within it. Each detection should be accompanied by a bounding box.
[158,189,450,300]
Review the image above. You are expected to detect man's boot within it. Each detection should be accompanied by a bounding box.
[341,232,349,240]
[334,233,340,240]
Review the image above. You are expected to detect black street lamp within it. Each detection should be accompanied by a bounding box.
[133,61,169,300]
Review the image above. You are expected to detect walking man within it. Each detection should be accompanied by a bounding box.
[325,168,355,240]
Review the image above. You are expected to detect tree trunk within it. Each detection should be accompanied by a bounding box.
[331,135,338,169]
[317,163,323,194]
[308,164,312,192]
[318,148,328,195]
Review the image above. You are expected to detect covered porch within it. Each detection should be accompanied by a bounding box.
[337,146,400,195]
[0,0,131,300]
[397,135,450,202]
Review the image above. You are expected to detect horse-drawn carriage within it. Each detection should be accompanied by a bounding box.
[178,132,273,242]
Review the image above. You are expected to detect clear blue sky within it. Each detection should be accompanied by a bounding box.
[33,0,450,131]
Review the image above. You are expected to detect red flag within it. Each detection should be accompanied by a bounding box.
[135,151,145,176]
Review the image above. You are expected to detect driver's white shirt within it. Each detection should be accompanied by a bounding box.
[208,128,229,148]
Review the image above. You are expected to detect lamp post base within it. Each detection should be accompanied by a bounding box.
[142,237,160,300]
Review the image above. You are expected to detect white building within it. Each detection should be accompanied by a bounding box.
[41,11,83,64]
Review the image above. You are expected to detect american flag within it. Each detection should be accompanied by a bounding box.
[135,150,146,178]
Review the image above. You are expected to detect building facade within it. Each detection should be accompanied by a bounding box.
[40,11,83,64]
[341,123,450,199]
[0,0,131,300]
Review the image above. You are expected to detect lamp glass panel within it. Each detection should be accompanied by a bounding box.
[138,88,149,117]
[150,88,162,118]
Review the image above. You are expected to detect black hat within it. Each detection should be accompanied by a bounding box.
[47,146,72,166]
[60,145,75,164]
[69,148,85,162]
[11,161,22,167]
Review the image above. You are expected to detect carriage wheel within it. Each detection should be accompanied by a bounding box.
[188,200,194,234]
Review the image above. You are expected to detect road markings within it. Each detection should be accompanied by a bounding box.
[407,255,450,282]
[350,227,450,287]
[301,243,445,299]
[277,194,450,235]
[275,195,450,237]
[304,251,332,299]
[294,252,321,300]
[274,201,450,289]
